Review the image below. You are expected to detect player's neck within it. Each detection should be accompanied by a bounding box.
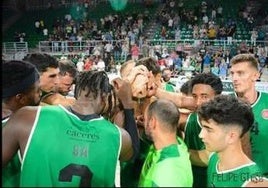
[71,101,97,115]
[236,89,258,105]
[153,133,177,150]
[217,146,252,172]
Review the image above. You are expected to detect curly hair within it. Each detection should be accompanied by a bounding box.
[198,95,254,137]
[190,73,223,95]
[74,70,117,119]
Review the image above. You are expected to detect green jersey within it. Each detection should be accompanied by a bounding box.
[207,153,263,187]
[184,112,207,187]
[2,118,21,187]
[120,132,152,187]
[250,91,268,176]
[232,91,268,176]
[138,137,193,187]
[20,105,121,187]
[164,83,175,92]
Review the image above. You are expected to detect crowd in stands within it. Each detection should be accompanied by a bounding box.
[16,1,266,81]
[155,0,267,43]
[54,39,268,82]
[3,0,268,79]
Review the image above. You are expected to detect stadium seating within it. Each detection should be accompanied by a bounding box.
[2,1,158,48]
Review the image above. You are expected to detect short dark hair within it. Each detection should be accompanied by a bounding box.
[190,73,223,95]
[2,60,39,99]
[147,99,179,132]
[58,59,77,79]
[198,95,254,137]
[180,80,192,95]
[136,57,161,76]
[23,53,59,73]
[162,67,172,74]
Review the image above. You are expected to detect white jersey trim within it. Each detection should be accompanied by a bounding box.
[58,104,104,121]
[251,91,261,108]
[21,106,41,170]
[216,161,256,174]
[196,113,202,129]
[184,112,193,132]
[114,125,122,187]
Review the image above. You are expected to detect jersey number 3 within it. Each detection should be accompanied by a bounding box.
[58,163,93,187]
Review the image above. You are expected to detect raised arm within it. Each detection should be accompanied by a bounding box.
[155,88,196,110]
[123,64,148,84]
[42,93,76,106]
[112,78,140,161]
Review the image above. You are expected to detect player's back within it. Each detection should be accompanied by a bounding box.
[20,105,121,187]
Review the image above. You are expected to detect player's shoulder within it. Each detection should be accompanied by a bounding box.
[260,91,268,97]
[5,106,40,129]
[15,106,40,117]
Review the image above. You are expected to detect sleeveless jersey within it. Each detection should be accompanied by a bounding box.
[231,91,268,176]
[2,118,21,187]
[184,112,207,187]
[138,137,193,187]
[39,90,55,106]
[20,105,121,187]
[250,91,268,176]
[207,153,263,187]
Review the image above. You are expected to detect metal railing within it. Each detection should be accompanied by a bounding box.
[2,42,29,60]
[38,39,268,54]
[2,42,28,54]
[2,38,268,60]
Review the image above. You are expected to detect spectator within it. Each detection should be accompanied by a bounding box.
[121,41,129,62]
[202,51,212,73]
[226,25,236,45]
[160,26,167,40]
[131,43,140,61]
[76,57,84,72]
[34,20,41,34]
[250,28,258,46]
[218,58,228,79]
[161,67,176,92]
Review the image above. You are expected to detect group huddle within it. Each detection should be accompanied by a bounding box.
[2,53,268,187]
